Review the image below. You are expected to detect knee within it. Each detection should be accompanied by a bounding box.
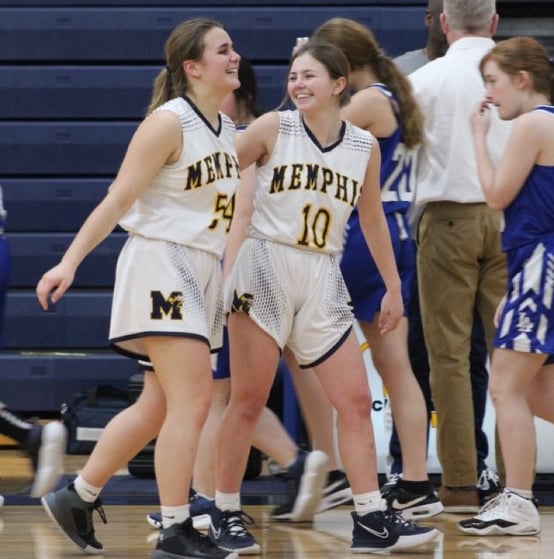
[334,390,372,424]
[488,377,516,409]
[229,390,266,424]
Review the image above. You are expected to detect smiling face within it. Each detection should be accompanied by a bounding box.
[190,26,241,95]
[287,52,345,114]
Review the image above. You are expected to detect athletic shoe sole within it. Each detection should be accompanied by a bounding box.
[31,422,67,498]
[272,450,328,522]
[41,493,103,555]
[458,523,540,536]
[351,527,440,553]
[152,550,239,559]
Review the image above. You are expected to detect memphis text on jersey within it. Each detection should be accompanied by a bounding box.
[269,163,360,207]
[185,151,240,191]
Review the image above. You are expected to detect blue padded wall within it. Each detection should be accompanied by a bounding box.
[0,352,139,412]
[0,1,428,413]
[8,233,125,288]
[0,65,288,120]
[0,0,543,417]
[1,179,111,232]
[4,292,113,349]
[0,7,426,62]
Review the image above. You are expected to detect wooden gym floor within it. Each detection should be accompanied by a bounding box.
[1,449,553,558]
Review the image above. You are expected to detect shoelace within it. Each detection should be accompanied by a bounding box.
[222,510,256,538]
[384,507,418,528]
[91,499,107,525]
[474,491,508,520]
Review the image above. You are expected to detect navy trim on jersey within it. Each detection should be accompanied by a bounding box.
[182,94,223,137]
[302,116,346,153]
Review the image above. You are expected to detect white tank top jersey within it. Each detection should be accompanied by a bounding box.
[119,96,240,258]
[249,110,373,255]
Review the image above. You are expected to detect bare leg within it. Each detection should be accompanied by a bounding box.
[215,313,280,492]
[254,406,298,467]
[194,368,299,498]
[285,348,342,471]
[80,371,165,487]
[146,337,213,506]
[527,363,554,423]
[313,331,378,494]
[489,349,546,491]
[360,317,428,481]
[193,378,229,497]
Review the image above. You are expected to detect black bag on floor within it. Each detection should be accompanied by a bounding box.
[62,385,129,454]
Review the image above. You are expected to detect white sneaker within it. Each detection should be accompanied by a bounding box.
[270,450,328,522]
[458,490,540,536]
[28,422,67,498]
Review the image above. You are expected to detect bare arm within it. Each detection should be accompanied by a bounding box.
[223,112,279,277]
[471,102,540,210]
[223,163,255,278]
[356,137,403,334]
[340,87,397,138]
[36,110,182,309]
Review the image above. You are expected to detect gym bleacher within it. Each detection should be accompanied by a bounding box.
[0,0,552,417]
[0,0,429,413]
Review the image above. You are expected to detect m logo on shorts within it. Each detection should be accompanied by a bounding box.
[150,290,184,320]
[232,290,254,315]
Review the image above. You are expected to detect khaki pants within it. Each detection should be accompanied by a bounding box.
[416,202,507,487]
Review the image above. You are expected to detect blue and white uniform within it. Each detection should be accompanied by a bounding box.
[340,84,416,321]
[110,95,240,361]
[494,105,554,361]
[225,110,373,367]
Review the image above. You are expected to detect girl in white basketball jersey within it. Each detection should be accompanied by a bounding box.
[36,18,241,559]
[311,17,442,519]
[208,40,438,555]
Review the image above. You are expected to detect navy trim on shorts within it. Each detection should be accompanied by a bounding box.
[299,325,353,369]
[110,331,211,362]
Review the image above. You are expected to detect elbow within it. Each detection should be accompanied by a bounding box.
[487,198,504,211]
[485,194,506,212]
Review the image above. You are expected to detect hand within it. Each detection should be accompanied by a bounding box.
[378,290,403,335]
[292,36,309,57]
[470,98,492,137]
[36,261,76,310]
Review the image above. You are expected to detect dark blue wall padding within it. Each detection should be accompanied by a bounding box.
[4,291,113,349]
[8,233,125,288]
[0,7,426,62]
[0,351,139,412]
[1,179,111,232]
[0,65,288,119]
[0,122,137,176]
[0,0,426,5]
[0,66,155,120]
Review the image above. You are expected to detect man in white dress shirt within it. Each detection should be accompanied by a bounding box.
[409,0,510,512]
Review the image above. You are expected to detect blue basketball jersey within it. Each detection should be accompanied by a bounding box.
[368,83,416,215]
[501,105,554,253]
[494,105,554,356]
[340,84,417,319]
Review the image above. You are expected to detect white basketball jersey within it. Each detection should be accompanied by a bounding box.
[119,96,240,257]
[249,110,373,254]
